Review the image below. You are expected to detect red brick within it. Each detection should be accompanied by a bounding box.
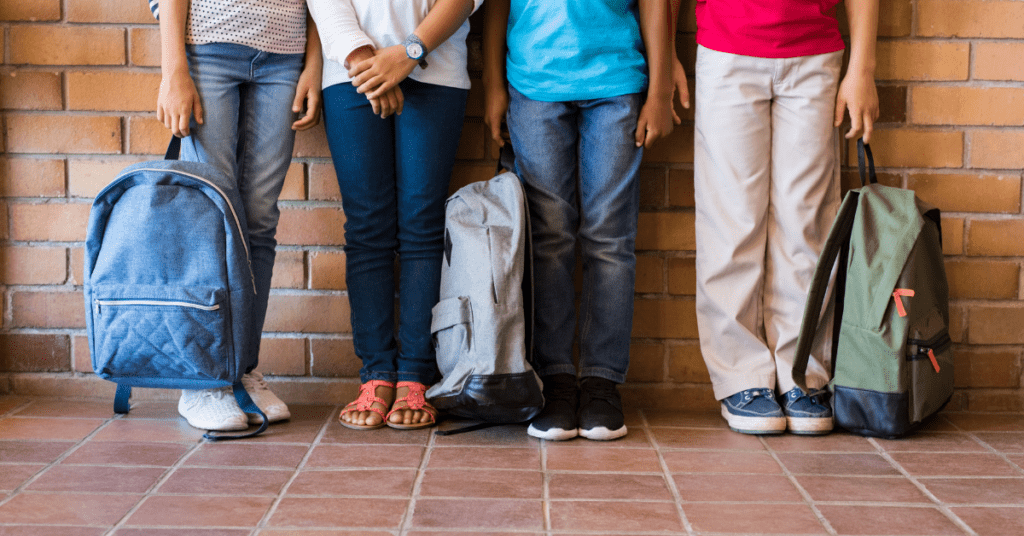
[876,86,908,124]
[949,305,966,344]
[465,78,484,118]
[1,158,65,197]
[0,202,7,240]
[68,72,161,112]
[876,41,968,81]
[668,257,697,296]
[878,0,913,37]
[278,163,305,201]
[130,28,162,67]
[632,298,698,339]
[641,127,694,164]
[308,162,340,201]
[968,305,1024,345]
[128,116,170,155]
[639,167,666,208]
[975,42,1024,82]
[292,123,330,158]
[0,71,62,110]
[67,0,154,23]
[910,87,1024,126]
[919,0,1024,38]
[256,338,307,376]
[69,248,85,286]
[68,158,146,198]
[0,334,70,372]
[668,342,711,383]
[11,291,86,329]
[0,246,66,285]
[270,250,305,289]
[5,114,122,154]
[0,0,60,21]
[907,173,1021,213]
[945,259,1020,300]
[9,202,91,242]
[637,212,695,251]
[73,335,91,373]
[10,26,126,66]
[456,121,487,160]
[627,342,665,382]
[310,251,347,290]
[966,219,1024,257]
[449,164,495,192]
[668,169,695,207]
[635,255,664,294]
[851,130,962,169]
[310,338,360,377]
[263,294,350,333]
[971,130,1024,170]
[942,217,964,255]
[954,348,1020,389]
[276,207,346,246]
[966,392,1024,412]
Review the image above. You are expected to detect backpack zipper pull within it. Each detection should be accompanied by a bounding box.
[927,348,940,373]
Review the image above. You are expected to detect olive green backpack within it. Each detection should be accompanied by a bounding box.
[793,140,954,438]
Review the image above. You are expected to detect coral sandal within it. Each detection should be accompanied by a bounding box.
[339,380,395,430]
[386,381,438,430]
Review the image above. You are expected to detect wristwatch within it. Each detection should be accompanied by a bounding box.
[403,34,429,68]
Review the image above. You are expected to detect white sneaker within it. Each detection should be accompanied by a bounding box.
[241,372,290,424]
[178,387,249,431]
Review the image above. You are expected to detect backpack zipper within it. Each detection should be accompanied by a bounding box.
[95,299,220,316]
[907,331,951,373]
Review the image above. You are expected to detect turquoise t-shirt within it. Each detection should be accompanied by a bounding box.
[506,0,648,102]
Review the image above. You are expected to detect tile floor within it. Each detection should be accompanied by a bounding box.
[1,395,1023,535]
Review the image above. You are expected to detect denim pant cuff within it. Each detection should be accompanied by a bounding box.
[580,367,626,384]
[535,364,577,379]
[361,371,398,384]
[396,371,436,385]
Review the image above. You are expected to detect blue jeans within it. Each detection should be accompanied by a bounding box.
[180,43,304,364]
[322,79,468,385]
[506,85,643,384]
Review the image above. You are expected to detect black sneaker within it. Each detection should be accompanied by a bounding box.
[578,377,627,440]
[527,374,579,441]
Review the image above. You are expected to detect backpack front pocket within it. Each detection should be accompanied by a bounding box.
[90,285,234,385]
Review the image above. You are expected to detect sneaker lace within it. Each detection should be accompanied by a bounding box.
[741,388,775,407]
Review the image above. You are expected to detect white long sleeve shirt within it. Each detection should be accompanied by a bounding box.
[307,0,483,91]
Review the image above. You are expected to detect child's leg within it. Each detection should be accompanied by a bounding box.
[392,79,467,385]
[766,50,844,395]
[693,45,777,401]
[322,82,401,390]
[575,93,644,384]
[506,85,581,379]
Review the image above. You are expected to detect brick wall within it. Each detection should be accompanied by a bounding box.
[1,0,1022,410]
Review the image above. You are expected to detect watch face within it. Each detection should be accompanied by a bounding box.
[407,43,424,59]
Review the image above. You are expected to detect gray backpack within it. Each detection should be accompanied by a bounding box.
[426,157,544,427]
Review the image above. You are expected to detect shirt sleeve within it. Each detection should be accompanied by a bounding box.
[306,0,376,68]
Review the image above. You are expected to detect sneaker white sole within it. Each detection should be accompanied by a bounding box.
[527,424,578,441]
[246,407,291,425]
[579,425,627,441]
[721,406,786,435]
[787,416,833,435]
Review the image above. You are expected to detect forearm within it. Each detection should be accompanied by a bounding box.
[159,0,189,74]
[303,13,324,73]
[306,0,374,66]
[668,0,682,44]
[639,0,673,99]
[482,0,510,91]
[413,0,476,54]
[844,0,878,76]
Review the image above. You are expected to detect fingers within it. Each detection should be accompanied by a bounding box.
[834,94,847,128]
[394,86,404,116]
[369,97,381,116]
[192,95,204,126]
[845,103,864,140]
[634,117,647,148]
[861,112,875,143]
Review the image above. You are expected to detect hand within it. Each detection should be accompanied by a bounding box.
[157,69,203,137]
[670,56,690,125]
[349,45,417,100]
[835,69,879,143]
[635,95,674,149]
[291,63,322,131]
[484,85,509,147]
[369,85,404,119]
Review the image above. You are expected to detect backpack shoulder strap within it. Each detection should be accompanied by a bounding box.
[792,190,860,392]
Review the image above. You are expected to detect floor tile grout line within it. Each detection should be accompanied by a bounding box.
[396,427,436,536]
[252,404,342,535]
[642,410,696,536]
[758,435,839,536]
[542,436,553,535]
[958,429,1024,478]
[103,424,209,536]
[866,431,978,536]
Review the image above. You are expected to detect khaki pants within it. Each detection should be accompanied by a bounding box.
[694,45,844,400]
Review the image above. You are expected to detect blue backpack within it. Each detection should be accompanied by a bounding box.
[84,138,267,439]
